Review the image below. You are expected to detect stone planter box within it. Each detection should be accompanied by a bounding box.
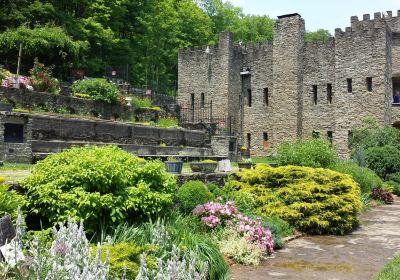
[189,162,217,174]
[164,161,183,174]
[238,162,255,170]
[134,108,159,122]
[0,103,12,112]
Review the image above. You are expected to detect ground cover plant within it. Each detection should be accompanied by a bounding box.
[225,164,362,234]
[21,145,176,234]
[374,254,400,280]
[72,78,120,103]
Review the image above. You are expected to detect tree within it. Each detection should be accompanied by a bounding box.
[304,29,331,42]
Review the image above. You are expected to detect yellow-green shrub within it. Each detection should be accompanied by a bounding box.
[226,164,362,234]
[0,178,25,220]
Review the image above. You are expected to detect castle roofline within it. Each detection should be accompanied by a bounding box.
[277,13,301,19]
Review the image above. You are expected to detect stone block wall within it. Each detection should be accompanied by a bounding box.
[177,10,400,158]
[0,113,32,163]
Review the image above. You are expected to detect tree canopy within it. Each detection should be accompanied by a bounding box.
[0,0,329,93]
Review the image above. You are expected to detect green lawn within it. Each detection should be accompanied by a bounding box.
[0,163,32,182]
[375,255,400,280]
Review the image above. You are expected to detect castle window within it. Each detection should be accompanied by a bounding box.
[200,92,205,108]
[312,85,318,105]
[327,83,332,104]
[190,93,195,108]
[366,77,373,92]
[263,132,269,150]
[393,78,400,103]
[247,133,251,149]
[247,89,252,107]
[347,78,353,93]
[4,123,24,143]
[312,130,320,138]
[263,88,269,106]
[327,131,333,144]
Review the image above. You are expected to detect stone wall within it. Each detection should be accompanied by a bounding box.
[177,10,400,158]
[0,113,32,163]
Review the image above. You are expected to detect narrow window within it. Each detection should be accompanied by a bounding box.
[312,85,318,105]
[247,89,252,107]
[347,78,353,93]
[393,78,400,103]
[312,130,320,138]
[348,130,354,148]
[366,77,372,92]
[190,93,195,108]
[4,123,24,143]
[327,83,332,104]
[200,92,205,108]
[263,132,269,150]
[263,88,269,106]
[327,131,333,144]
[247,133,251,149]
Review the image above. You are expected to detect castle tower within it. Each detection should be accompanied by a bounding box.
[271,14,305,144]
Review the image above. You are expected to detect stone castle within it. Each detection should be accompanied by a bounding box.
[177,10,400,157]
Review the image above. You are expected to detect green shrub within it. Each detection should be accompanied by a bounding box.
[329,160,384,194]
[177,181,215,214]
[374,254,400,280]
[156,117,179,128]
[0,179,25,220]
[98,243,155,279]
[387,172,400,196]
[72,78,119,103]
[365,146,400,180]
[132,96,153,108]
[277,138,337,168]
[22,145,176,233]
[226,164,362,234]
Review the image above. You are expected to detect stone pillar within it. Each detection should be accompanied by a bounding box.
[271,14,305,146]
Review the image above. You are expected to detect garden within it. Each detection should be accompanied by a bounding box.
[0,116,399,279]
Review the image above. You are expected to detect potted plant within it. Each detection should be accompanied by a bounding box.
[164,157,183,174]
[189,160,218,174]
[238,158,254,170]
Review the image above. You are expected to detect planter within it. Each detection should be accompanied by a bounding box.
[238,162,255,170]
[189,162,217,174]
[164,161,183,174]
[0,103,12,112]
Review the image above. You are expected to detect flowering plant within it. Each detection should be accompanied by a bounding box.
[1,76,32,89]
[193,201,274,254]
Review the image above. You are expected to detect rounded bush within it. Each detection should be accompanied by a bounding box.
[72,78,119,103]
[22,145,176,233]
[177,180,214,214]
[277,138,337,168]
[226,164,362,235]
[365,145,400,180]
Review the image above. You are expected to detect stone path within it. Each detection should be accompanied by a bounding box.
[230,197,400,280]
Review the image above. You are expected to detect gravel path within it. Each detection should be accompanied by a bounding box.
[230,197,400,280]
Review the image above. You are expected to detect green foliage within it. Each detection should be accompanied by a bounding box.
[177,181,215,214]
[98,243,155,279]
[104,214,229,280]
[226,164,362,234]
[72,79,119,104]
[29,58,60,93]
[365,146,400,180]
[277,138,337,168]
[0,179,25,220]
[387,173,400,196]
[132,97,153,108]
[329,160,384,194]
[304,29,331,42]
[22,145,176,234]
[156,117,179,128]
[374,255,400,280]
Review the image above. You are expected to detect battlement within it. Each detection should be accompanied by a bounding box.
[335,10,400,38]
